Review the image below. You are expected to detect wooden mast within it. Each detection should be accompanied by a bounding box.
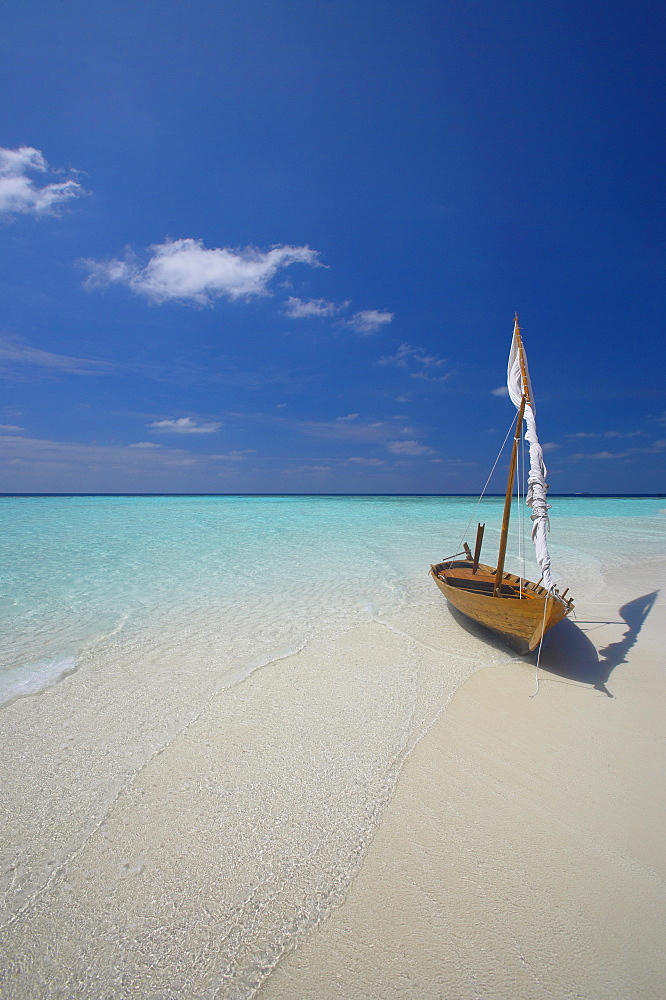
[493,393,525,596]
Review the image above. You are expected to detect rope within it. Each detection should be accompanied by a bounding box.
[456,414,517,555]
[529,595,549,697]
[516,435,525,600]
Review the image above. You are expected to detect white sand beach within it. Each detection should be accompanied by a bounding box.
[260,557,666,1000]
[0,501,663,1000]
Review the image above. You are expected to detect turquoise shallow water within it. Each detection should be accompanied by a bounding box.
[0,495,664,999]
[1,494,664,703]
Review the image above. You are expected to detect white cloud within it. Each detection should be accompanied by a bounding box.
[541,442,560,452]
[348,309,394,334]
[0,423,23,431]
[336,413,359,421]
[348,457,385,466]
[148,417,222,434]
[491,385,509,397]
[83,238,320,306]
[129,441,162,448]
[387,440,436,456]
[0,146,86,217]
[285,296,346,318]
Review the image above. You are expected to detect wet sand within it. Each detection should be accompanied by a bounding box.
[0,605,479,999]
[260,559,666,1000]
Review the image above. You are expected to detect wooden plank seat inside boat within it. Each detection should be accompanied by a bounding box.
[443,575,523,599]
[434,561,544,601]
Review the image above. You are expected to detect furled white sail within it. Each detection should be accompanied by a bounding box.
[507,319,555,593]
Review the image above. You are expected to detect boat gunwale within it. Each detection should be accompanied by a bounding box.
[431,559,556,602]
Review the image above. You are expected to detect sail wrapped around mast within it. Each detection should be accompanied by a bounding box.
[507,319,555,593]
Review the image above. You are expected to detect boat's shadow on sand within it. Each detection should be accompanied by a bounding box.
[450,591,659,698]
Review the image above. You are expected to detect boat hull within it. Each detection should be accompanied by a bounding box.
[430,560,572,654]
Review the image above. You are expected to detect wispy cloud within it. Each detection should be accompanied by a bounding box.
[347,456,385,465]
[298,418,388,443]
[129,441,162,448]
[379,344,441,369]
[0,423,24,431]
[0,146,87,218]
[284,296,347,318]
[347,309,394,334]
[410,369,455,383]
[211,449,257,461]
[569,439,665,461]
[386,439,435,456]
[569,450,633,461]
[148,417,222,434]
[566,430,643,440]
[0,434,199,481]
[378,342,452,381]
[0,337,112,376]
[491,385,509,397]
[280,463,333,476]
[82,238,320,306]
[297,414,434,457]
[285,298,393,335]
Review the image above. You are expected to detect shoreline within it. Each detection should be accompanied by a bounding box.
[259,559,666,999]
[0,601,484,998]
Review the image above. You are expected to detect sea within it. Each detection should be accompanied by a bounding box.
[1,494,664,999]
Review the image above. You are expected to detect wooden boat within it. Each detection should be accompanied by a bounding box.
[430,316,574,654]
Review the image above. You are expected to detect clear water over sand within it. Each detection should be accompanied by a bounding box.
[1,495,663,998]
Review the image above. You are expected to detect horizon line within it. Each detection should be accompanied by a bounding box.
[1,493,663,500]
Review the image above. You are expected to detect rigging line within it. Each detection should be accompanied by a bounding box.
[516,430,521,596]
[457,413,517,555]
[517,435,525,599]
[529,595,549,697]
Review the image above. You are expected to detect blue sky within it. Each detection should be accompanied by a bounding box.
[1,0,664,494]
